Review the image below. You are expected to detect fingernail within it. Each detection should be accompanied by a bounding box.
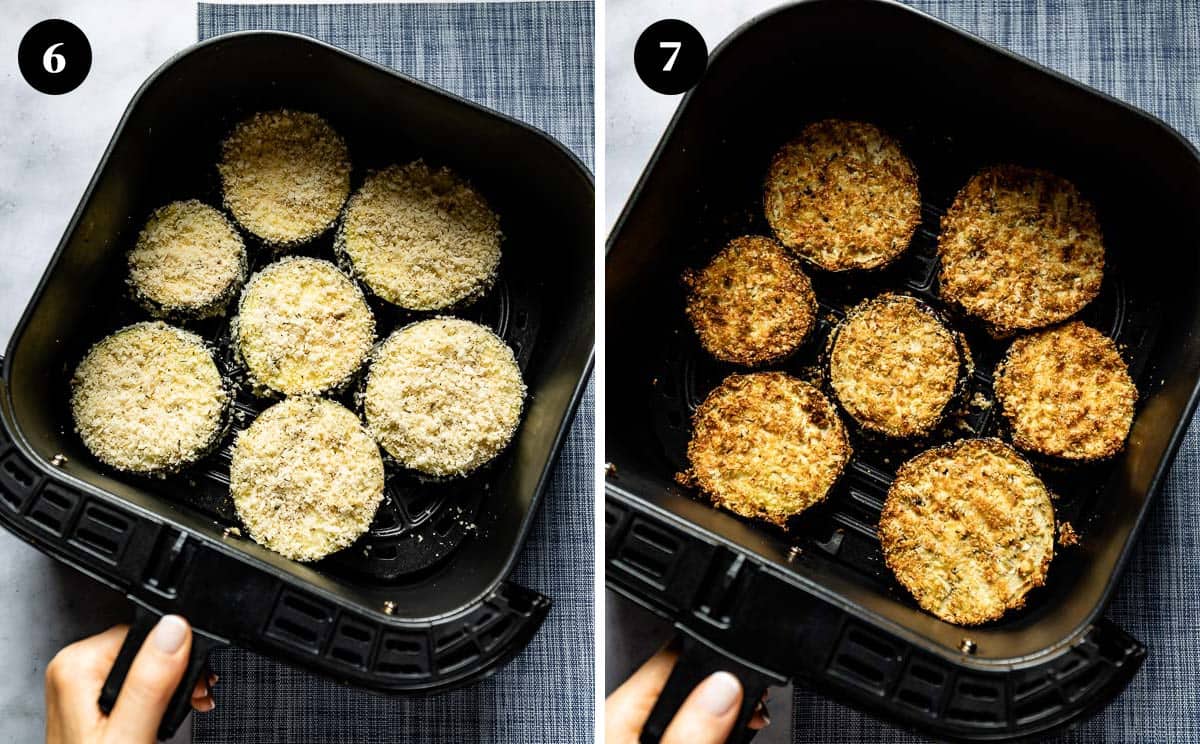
[696,671,741,716]
[197,697,216,713]
[151,615,188,654]
[758,701,772,726]
[209,673,220,687]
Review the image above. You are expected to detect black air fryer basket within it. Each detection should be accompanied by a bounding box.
[605,1,1200,741]
[0,32,593,739]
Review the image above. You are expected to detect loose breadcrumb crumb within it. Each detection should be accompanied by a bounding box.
[219,109,350,247]
[364,318,525,477]
[231,397,384,562]
[235,257,375,396]
[71,322,227,475]
[336,161,501,310]
[128,200,246,319]
[1058,521,1080,547]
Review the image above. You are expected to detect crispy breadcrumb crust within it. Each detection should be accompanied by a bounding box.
[828,294,967,438]
[230,397,384,562]
[70,322,228,475]
[937,165,1105,336]
[879,438,1055,626]
[218,109,350,248]
[994,321,1135,461]
[764,119,921,272]
[364,318,525,477]
[234,257,375,396]
[127,200,247,320]
[335,161,501,311]
[683,235,817,365]
[680,372,851,526]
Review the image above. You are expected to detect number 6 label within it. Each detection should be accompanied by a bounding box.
[635,19,707,95]
[18,19,91,95]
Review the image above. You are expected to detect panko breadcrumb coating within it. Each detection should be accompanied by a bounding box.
[127,200,247,319]
[683,235,817,365]
[230,397,384,562]
[218,109,350,248]
[828,294,967,438]
[994,321,1135,461]
[234,257,374,396]
[879,438,1055,626]
[679,372,851,526]
[336,161,501,311]
[364,318,525,477]
[764,119,921,272]
[70,322,227,475]
[937,165,1105,336]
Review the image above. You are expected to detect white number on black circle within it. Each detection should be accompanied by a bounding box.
[42,42,65,74]
[659,41,681,72]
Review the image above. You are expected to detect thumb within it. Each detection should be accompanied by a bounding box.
[661,671,743,744]
[105,615,192,743]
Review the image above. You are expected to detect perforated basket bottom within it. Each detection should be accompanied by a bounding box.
[651,200,1162,616]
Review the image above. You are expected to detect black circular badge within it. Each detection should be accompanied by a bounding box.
[634,19,707,95]
[18,19,91,95]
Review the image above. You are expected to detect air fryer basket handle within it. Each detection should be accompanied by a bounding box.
[640,632,774,744]
[98,604,227,741]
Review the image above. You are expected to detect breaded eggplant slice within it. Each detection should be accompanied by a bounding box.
[127,200,247,320]
[335,161,501,311]
[880,438,1055,626]
[937,165,1104,336]
[764,119,921,272]
[828,293,969,438]
[364,318,525,477]
[680,372,850,526]
[683,235,817,365]
[70,321,228,475]
[231,397,384,562]
[234,257,375,396]
[218,109,350,249]
[994,321,1135,461]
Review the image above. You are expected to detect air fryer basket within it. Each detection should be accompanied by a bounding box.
[605,1,1200,740]
[0,32,593,739]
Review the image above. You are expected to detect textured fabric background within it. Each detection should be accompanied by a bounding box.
[194,3,594,742]
[790,1,1200,742]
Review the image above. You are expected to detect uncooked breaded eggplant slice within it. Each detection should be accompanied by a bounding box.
[127,199,247,320]
[218,109,350,249]
[336,161,501,311]
[234,256,374,397]
[71,321,228,475]
[231,397,384,562]
[363,317,525,477]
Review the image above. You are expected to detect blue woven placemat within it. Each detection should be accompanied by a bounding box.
[791,1,1200,742]
[194,3,594,742]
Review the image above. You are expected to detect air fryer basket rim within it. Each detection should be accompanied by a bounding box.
[605,0,1200,668]
[2,30,593,626]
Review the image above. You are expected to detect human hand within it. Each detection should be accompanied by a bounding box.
[605,646,769,744]
[45,616,216,744]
